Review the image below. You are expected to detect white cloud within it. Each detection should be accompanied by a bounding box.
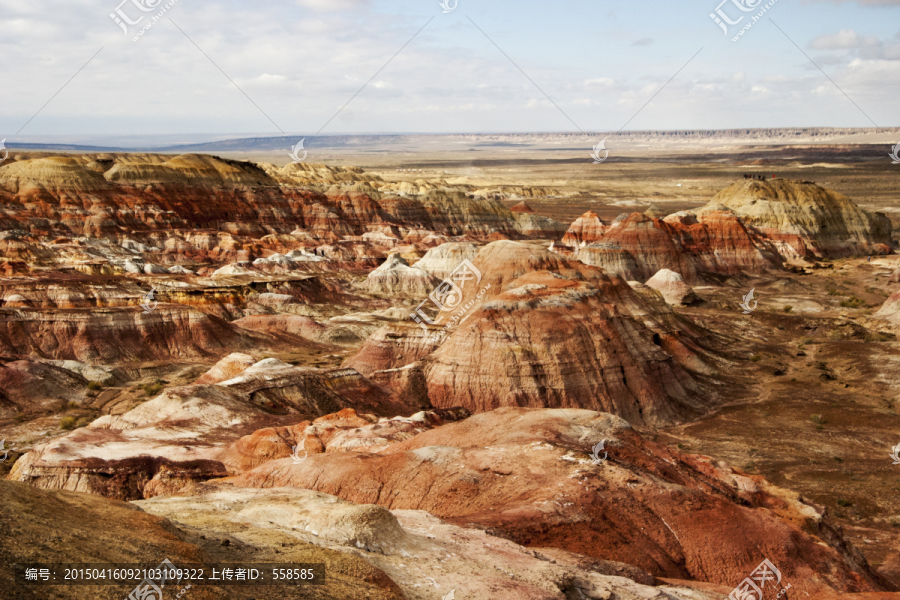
[295,0,369,11]
[0,0,897,135]
[803,0,900,4]
[256,74,287,84]
[810,28,880,49]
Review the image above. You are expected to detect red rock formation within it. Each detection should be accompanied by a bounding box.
[513,211,568,238]
[645,269,698,305]
[231,314,330,342]
[575,211,781,284]
[562,179,890,283]
[341,239,714,427]
[222,407,890,598]
[217,420,311,473]
[0,357,91,417]
[421,269,709,427]
[343,323,442,377]
[509,201,535,213]
[562,211,606,246]
[8,360,412,499]
[193,352,256,384]
[0,305,267,364]
[710,178,893,258]
[0,154,528,268]
[362,253,438,297]
[411,242,479,279]
[874,290,900,325]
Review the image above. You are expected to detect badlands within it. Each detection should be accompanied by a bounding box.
[2,139,900,600]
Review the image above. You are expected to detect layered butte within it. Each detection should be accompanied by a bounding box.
[559,179,891,283]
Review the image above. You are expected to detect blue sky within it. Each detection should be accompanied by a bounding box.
[1,0,898,138]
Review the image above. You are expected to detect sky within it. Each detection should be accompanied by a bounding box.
[1,0,899,140]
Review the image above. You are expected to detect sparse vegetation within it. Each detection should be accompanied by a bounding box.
[87,381,103,391]
[811,414,826,425]
[829,330,842,341]
[750,354,761,362]
[832,456,843,463]
[839,296,865,308]
[865,332,893,343]
[60,416,78,430]
[142,381,166,397]
[782,305,793,313]
[837,499,852,507]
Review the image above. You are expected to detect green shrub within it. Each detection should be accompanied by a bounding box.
[87,381,103,391]
[783,305,793,313]
[864,332,892,342]
[750,354,761,362]
[840,296,865,308]
[60,416,78,430]
[837,499,852,507]
[142,383,164,397]
[811,414,826,425]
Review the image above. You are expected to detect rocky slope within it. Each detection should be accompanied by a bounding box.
[561,179,892,284]
[346,239,716,427]
[645,269,698,305]
[362,253,437,297]
[7,358,414,499]
[708,178,892,258]
[219,407,892,599]
[0,480,404,600]
[0,153,535,285]
[570,210,782,284]
[137,485,727,600]
[0,304,263,364]
[0,154,523,244]
[874,290,900,326]
[561,210,606,246]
